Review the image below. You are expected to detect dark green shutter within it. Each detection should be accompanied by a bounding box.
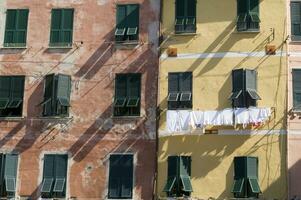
[237,0,248,14]
[50,9,62,45]
[116,75,127,98]
[42,155,55,193]
[186,0,196,17]
[176,0,185,17]
[0,77,11,109]
[179,156,192,192]
[43,74,55,116]
[4,154,18,192]
[167,156,178,177]
[179,73,192,92]
[249,0,259,14]
[116,5,127,29]
[56,74,71,107]
[293,69,301,109]
[291,2,301,37]
[4,10,17,45]
[168,73,179,93]
[109,155,121,198]
[127,74,140,98]
[15,10,29,45]
[62,9,74,45]
[53,155,67,192]
[231,69,245,107]
[120,155,133,198]
[234,157,246,179]
[127,5,139,28]
[8,76,25,108]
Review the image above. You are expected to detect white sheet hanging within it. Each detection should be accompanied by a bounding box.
[234,108,250,127]
[220,108,234,125]
[191,111,204,128]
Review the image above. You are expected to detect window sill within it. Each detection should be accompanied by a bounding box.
[47,46,73,49]
[234,30,260,34]
[115,41,139,49]
[0,117,24,121]
[38,116,72,120]
[112,115,142,120]
[173,32,197,36]
[1,46,27,49]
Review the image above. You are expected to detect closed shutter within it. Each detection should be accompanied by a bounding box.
[249,0,259,14]
[187,0,196,17]
[176,0,185,17]
[53,155,67,192]
[61,9,74,45]
[231,69,245,107]
[246,157,258,178]
[291,2,301,38]
[4,10,17,45]
[42,155,55,193]
[237,0,248,14]
[120,155,133,198]
[56,74,71,107]
[8,76,25,108]
[168,73,179,93]
[234,157,246,179]
[116,5,127,29]
[127,74,140,107]
[0,77,11,109]
[127,5,139,28]
[15,9,29,45]
[50,9,62,45]
[293,69,301,109]
[109,155,121,198]
[179,73,192,92]
[4,154,18,192]
[114,75,127,107]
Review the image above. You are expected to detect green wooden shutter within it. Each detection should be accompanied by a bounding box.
[249,0,259,14]
[246,157,258,178]
[4,154,18,192]
[186,0,196,17]
[53,155,67,192]
[109,155,121,198]
[164,156,178,192]
[245,69,261,102]
[115,75,127,107]
[4,10,17,45]
[293,69,301,109]
[237,0,248,14]
[176,0,185,17]
[234,157,246,179]
[116,5,127,29]
[120,155,133,198]
[126,74,140,107]
[179,72,192,93]
[61,9,74,45]
[127,5,139,28]
[50,9,62,45]
[231,69,245,107]
[42,155,55,193]
[179,156,192,192]
[56,74,71,107]
[168,73,179,93]
[8,76,25,108]
[0,77,11,109]
[291,2,301,37]
[15,9,29,45]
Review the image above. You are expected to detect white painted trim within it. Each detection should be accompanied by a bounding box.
[288,52,301,57]
[288,130,301,135]
[160,51,284,60]
[159,129,286,136]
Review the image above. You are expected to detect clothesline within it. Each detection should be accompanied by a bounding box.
[166,107,271,133]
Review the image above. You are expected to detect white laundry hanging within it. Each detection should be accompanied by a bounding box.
[220,108,234,125]
[203,110,222,126]
[191,111,204,128]
[234,108,250,127]
[166,110,191,132]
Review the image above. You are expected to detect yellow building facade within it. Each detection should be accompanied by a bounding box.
[157,0,287,199]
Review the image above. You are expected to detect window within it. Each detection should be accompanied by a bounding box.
[167,72,192,110]
[4,9,29,47]
[232,156,261,198]
[175,0,196,34]
[114,74,141,116]
[237,0,260,32]
[230,69,261,108]
[41,154,68,199]
[0,76,25,117]
[0,154,18,198]
[291,1,301,40]
[115,4,139,43]
[108,154,133,199]
[292,69,301,110]
[50,9,74,47]
[40,74,71,117]
[163,156,192,197]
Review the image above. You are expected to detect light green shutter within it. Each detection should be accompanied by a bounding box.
[179,156,192,192]
[4,154,18,192]
[0,77,11,109]
[56,74,71,107]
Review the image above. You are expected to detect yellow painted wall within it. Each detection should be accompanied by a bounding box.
[158,0,287,199]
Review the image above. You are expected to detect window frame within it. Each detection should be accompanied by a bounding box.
[167,72,193,110]
[175,0,196,34]
[236,0,260,32]
[113,73,141,117]
[291,1,301,41]
[49,8,74,47]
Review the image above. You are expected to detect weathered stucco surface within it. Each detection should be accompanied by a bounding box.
[0,0,159,199]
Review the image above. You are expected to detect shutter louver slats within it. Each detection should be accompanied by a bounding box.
[4,154,18,192]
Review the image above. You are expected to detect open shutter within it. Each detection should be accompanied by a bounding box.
[127,74,140,107]
[15,9,29,45]
[4,10,17,45]
[245,69,261,101]
[57,74,71,107]
[179,156,192,192]
[293,69,301,109]
[232,157,246,195]
[247,157,260,194]
[8,76,25,108]
[231,69,245,107]
[42,74,55,116]
[50,9,62,45]
[249,0,260,22]
[237,0,248,31]
[120,155,133,198]
[168,73,179,102]
[115,5,127,38]
[61,9,74,46]
[126,5,139,37]
[179,72,192,102]
[291,2,301,38]
[0,77,11,109]
[4,154,18,192]
[164,156,178,192]
[53,155,67,192]
[42,155,55,193]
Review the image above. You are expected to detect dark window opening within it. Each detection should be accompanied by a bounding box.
[237,0,260,32]
[0,154,18,198]
[175,0,196,34]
